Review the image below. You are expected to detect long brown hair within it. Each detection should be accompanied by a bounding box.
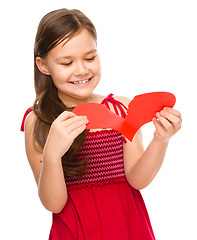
[33,9,97,177]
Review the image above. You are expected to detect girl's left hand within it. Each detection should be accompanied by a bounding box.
[152,107,182,143]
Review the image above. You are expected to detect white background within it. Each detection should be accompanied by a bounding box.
[1,0,197,239]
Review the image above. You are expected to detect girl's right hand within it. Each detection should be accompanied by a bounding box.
[43,111,89,159]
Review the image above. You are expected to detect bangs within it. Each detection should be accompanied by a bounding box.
[46,23,81,53]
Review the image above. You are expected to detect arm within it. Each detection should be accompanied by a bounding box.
[124,132,169,190]
[122,102,182,190]
[25,111,88,213]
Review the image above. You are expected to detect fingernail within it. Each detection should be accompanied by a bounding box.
[164,107,169,111]
[85,119,89,124]
[160,110,166,116]
[156,112,160,117]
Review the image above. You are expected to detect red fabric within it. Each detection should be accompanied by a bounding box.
[50,181,155,240]
[49,95,156,240]
[101,93,127,118]
[64,130,126,190]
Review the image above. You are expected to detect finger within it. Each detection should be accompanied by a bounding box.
[157,115,174,132]
[63,115,88,128]
[163,107,182,119]
[159,110,182,129]
[152,117,167,135]
[65,117,88,134]
[57,111,77,122]
[69,124,87,140]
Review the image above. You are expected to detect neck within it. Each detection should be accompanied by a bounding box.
[58,91,96,108]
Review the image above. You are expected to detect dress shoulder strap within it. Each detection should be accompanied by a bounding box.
[101,94,128,143]
[20,107,33,132]
[101,94,127,119]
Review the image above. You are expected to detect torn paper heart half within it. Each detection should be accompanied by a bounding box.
[72,92,176,141]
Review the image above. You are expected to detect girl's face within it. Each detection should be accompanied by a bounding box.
[37,29,101,106]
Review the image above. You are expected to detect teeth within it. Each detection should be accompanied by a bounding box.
[73,78,90,84]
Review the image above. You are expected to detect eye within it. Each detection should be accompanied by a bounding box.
[61,62,73,66]
[85,55,96,61]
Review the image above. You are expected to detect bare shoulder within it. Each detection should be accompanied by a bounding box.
[25,111,37,133]
[24,111,42,185]
[113,95,131,108]
[91,93,105,103]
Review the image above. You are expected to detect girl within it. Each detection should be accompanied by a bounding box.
[22,8,182,240]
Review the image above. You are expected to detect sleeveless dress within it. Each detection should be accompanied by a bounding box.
[21,94,156,240]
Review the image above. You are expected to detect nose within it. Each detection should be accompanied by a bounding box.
[74,61,89,76]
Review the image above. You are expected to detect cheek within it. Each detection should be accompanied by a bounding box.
[93,58,102,76]
[50,67,72,84]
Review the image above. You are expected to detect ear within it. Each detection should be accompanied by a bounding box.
[36,57,50,75]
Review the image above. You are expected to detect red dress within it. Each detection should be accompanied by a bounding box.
[21,94,156,240]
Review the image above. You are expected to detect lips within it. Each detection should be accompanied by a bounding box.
[69,77,92,85]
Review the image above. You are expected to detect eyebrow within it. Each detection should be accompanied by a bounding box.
[56,49,97,61]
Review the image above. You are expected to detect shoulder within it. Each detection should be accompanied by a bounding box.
[113,95,131,108]
[24,111,37,134]
[90,93,105,103]
[24,111,38,150]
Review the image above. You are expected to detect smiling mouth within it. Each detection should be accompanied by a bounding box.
[70,77,92,85]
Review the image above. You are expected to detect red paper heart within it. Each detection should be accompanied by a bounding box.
[72,92,176,141]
